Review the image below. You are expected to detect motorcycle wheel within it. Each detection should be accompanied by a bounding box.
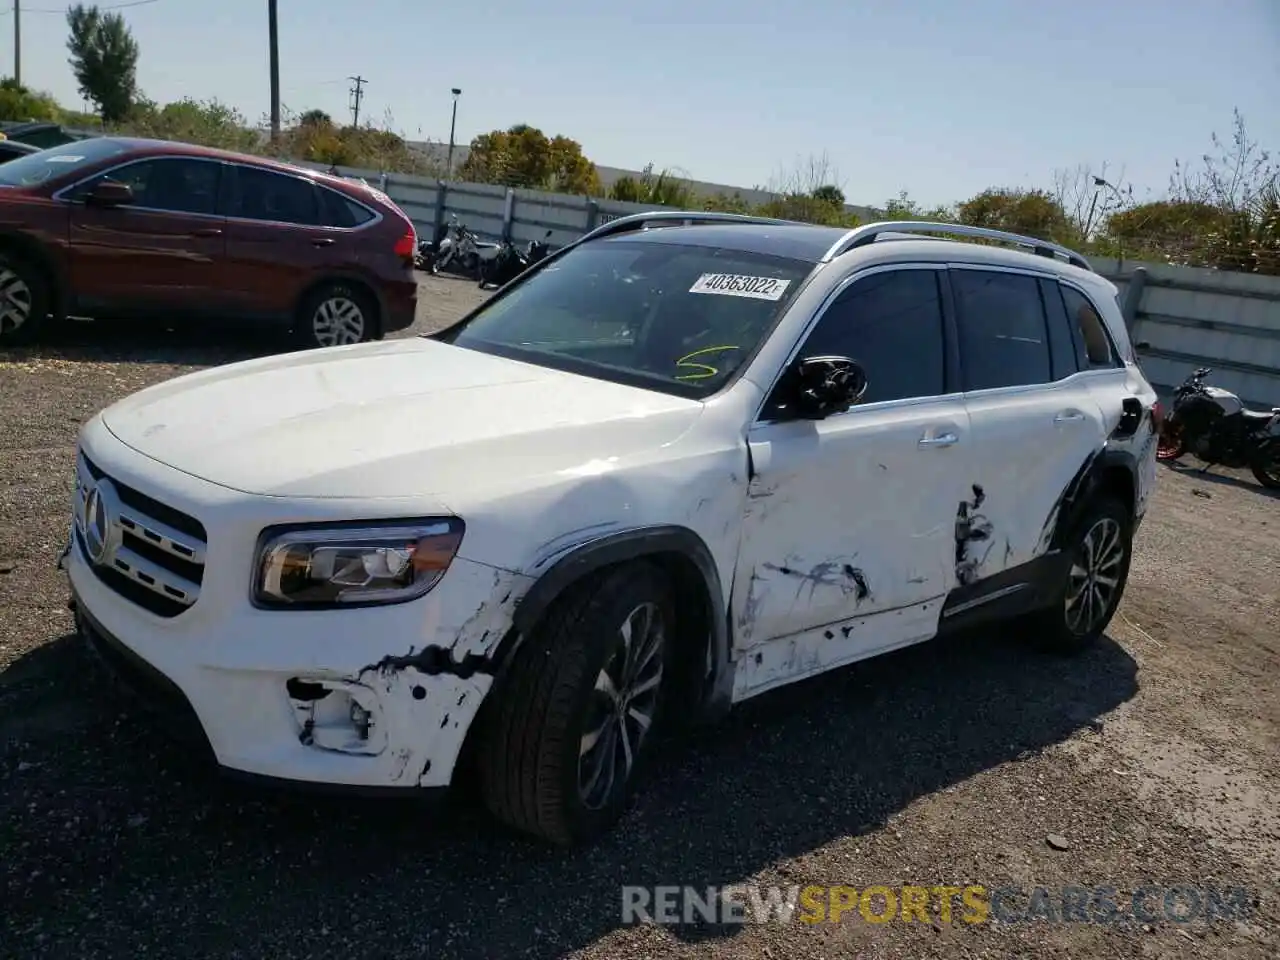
[1250,445,1280,490]
[1155,424,1185,462]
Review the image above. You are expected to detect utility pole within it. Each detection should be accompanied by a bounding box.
[267,0,280,143]
[446,87,461,179]
[13,0,21,87]
[348,75,366,127]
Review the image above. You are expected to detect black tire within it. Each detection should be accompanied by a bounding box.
[478,562,674,846]
[1029,496,1134,655]
[293,282,378,349]
[0,252,50,346]
[1250,443,1280,490]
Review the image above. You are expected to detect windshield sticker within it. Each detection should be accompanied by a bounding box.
[689,273,791,301]
[46,155,86,163]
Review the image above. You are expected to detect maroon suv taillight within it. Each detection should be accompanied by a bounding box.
[393,229,415,260]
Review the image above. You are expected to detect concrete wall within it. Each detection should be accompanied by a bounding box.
[1096,258,1280,408]
[305,163,1280,408]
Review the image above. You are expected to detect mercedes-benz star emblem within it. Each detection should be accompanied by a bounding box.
[82,478,119,566]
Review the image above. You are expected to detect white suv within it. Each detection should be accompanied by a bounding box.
[62,212,1159,845]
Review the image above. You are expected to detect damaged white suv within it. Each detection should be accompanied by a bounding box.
[63,212,1159,845]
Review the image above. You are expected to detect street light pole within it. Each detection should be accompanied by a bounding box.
[446,88,461,180]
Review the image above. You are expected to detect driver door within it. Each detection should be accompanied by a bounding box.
[730,265,978,696]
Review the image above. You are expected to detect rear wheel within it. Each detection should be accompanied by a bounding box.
[294,282,377,349]
[478,562,673,846]
[0,253,49,346]
[1250,443,1280,490]
[1030,496,1133,655]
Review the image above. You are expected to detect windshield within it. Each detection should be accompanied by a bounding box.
[0,138,129,187]
[441,237,815,398]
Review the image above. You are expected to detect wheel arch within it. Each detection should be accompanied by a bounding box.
[0,230,68,319]
[504,525,734,723]
[1050,446,1138,550]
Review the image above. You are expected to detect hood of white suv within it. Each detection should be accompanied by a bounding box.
[100,338,704,499]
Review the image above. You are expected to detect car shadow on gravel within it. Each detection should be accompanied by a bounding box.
[1,317,290,368]
[0,625,1138,958]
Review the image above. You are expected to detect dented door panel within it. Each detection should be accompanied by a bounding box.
[731,396,974,653]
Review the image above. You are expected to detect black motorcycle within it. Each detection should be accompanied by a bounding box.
[478,230,553,289]
[1156,366,1280,489]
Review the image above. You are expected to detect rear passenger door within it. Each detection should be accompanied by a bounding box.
[220,165,362,321]
[948,265,1107,587]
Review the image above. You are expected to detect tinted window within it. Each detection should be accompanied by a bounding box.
[798,269,947,404]
[0,138,131,186]
[230,167,320,224]
[318,187,374,228]
[952,269,1052,390]
[445,238,814,398]
[1060,284,1120,368]
[84,158,220,215]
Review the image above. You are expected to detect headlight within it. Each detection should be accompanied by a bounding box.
[253,519,464,609]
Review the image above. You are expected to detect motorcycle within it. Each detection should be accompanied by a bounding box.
[478,230,554,289]
[1155,366,1280,489]
[430,215,501,279]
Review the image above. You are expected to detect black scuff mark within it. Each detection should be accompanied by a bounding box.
[359,646,492,680]
[1036,446,1104,554]
[842,564,870,602]
[1003,537,1013,567]
[954,484,995,587]
[840,625,853,638]
[824,629,834,640]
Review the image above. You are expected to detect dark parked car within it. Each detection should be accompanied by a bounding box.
[0,137,419,347]
[0,138,43,163]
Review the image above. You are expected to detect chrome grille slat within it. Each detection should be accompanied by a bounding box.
[74,450,208,617]
[108,545,201,605]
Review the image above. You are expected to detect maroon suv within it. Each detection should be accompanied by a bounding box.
[0,137,418,347]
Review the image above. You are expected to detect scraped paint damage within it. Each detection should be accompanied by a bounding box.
[953,484,994,586]
[285,565,525,787]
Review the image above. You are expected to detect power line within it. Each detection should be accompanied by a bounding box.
[347,75,366,127]
[1,0,160,14]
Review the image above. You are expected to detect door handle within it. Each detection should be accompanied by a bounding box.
[918,433,959,448]
[312,237,335,247]
[192,227,222,237]
[1054,411,1086,423]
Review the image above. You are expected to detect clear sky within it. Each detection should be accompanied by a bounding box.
[7,0,1279,207]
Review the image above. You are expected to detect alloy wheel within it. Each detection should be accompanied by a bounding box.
[311,296,365,346]
[0,268,34,335]
[577,601,665,811]
[1064,517,1125,636]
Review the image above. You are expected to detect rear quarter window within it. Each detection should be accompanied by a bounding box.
[318,187,375,228]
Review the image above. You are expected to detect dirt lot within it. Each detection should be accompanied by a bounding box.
[1,274,1277,959]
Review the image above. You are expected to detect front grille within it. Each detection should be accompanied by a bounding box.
[75,451,209,618]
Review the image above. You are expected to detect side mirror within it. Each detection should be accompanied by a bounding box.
[789,355,868,419]
[85,180,134,207]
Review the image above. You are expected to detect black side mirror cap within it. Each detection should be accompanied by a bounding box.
[791,355,869,419]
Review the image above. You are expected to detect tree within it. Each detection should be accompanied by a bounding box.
[810,184,845,208]
[458,124,601,194]
[298,109,332,127]
[956,187,1073,242]
[879,190,954,222]
[0,78,61,122]
[756,153,858,226]
[66,4,139,123]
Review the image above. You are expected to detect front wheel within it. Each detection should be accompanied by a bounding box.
[1029,496,1134,655]
[1250,441,1280,490]
[1155,422,1185,461]
[478,562,673,846]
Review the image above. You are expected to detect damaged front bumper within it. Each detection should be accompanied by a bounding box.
[66,523,529,792]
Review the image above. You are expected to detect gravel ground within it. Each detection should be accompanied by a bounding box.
[1,274,1277,959]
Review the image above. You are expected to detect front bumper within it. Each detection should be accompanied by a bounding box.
[65,421,529,791]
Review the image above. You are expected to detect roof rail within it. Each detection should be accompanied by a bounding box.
[576,210,800,245]
[825,220,1094,271]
